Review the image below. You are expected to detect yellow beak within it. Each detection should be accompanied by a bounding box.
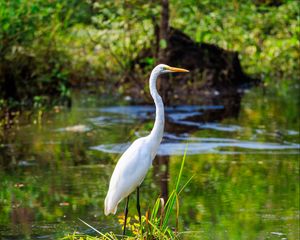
[165,66,189,72]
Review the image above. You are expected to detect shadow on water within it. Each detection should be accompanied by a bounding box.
[0,87,299,239]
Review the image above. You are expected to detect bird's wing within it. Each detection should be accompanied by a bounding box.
[109,137,152,191]
[104,137,152,215]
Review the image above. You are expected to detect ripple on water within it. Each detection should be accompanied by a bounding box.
[98,105,223,118]
[91,105,242,133]
[56,124,91,133]
[56,105,299,155]
[88,106,300,142]
[89,116,134,126]
[90,133,300,156]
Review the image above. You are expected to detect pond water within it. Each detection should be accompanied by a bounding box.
[0,87,299,239]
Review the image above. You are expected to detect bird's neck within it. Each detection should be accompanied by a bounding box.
[149,71,165,145]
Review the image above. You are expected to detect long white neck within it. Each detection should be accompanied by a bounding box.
[149,70,164,147]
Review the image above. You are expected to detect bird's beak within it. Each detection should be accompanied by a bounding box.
[166,66,189,73]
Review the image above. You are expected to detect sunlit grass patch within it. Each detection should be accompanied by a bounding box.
[62,149,192,239]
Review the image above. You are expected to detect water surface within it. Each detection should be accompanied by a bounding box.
[0,87,299,239]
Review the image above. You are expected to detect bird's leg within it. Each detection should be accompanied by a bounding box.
[123,196,130,236]
[137,187,141,224]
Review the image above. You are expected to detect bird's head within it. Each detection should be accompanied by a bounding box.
[155,64,189,74]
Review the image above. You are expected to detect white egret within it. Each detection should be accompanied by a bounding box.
[104,64,189,234]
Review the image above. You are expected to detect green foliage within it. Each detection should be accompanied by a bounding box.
[1,0,298,107]
[170,0,299,87]
[0,0,90,109]
[88,1,159,72]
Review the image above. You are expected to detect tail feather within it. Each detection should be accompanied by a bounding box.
[104,191,119,216]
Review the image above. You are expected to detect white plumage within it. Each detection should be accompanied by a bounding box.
[104,64,189,217]
[105,137,152,215]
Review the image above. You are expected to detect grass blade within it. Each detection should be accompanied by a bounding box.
[78,218,111,240]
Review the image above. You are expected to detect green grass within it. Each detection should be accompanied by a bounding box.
[62,149,192,240]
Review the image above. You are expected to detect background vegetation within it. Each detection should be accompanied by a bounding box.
[0,2,299,238]
[1,0,299,109]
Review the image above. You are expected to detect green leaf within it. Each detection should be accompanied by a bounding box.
[159,39,167,49]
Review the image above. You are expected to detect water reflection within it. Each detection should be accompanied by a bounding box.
[91,100,299,156]
[0,88,299,239]
[91,135,299,156]
[153,156,170,202]
[56,124,91,133]
[90,90,299,206]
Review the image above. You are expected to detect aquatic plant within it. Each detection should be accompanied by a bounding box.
[62,149,192,239]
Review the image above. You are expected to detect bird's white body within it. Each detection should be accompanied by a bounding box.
[105,136,156,215]
[104,64,188,216]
